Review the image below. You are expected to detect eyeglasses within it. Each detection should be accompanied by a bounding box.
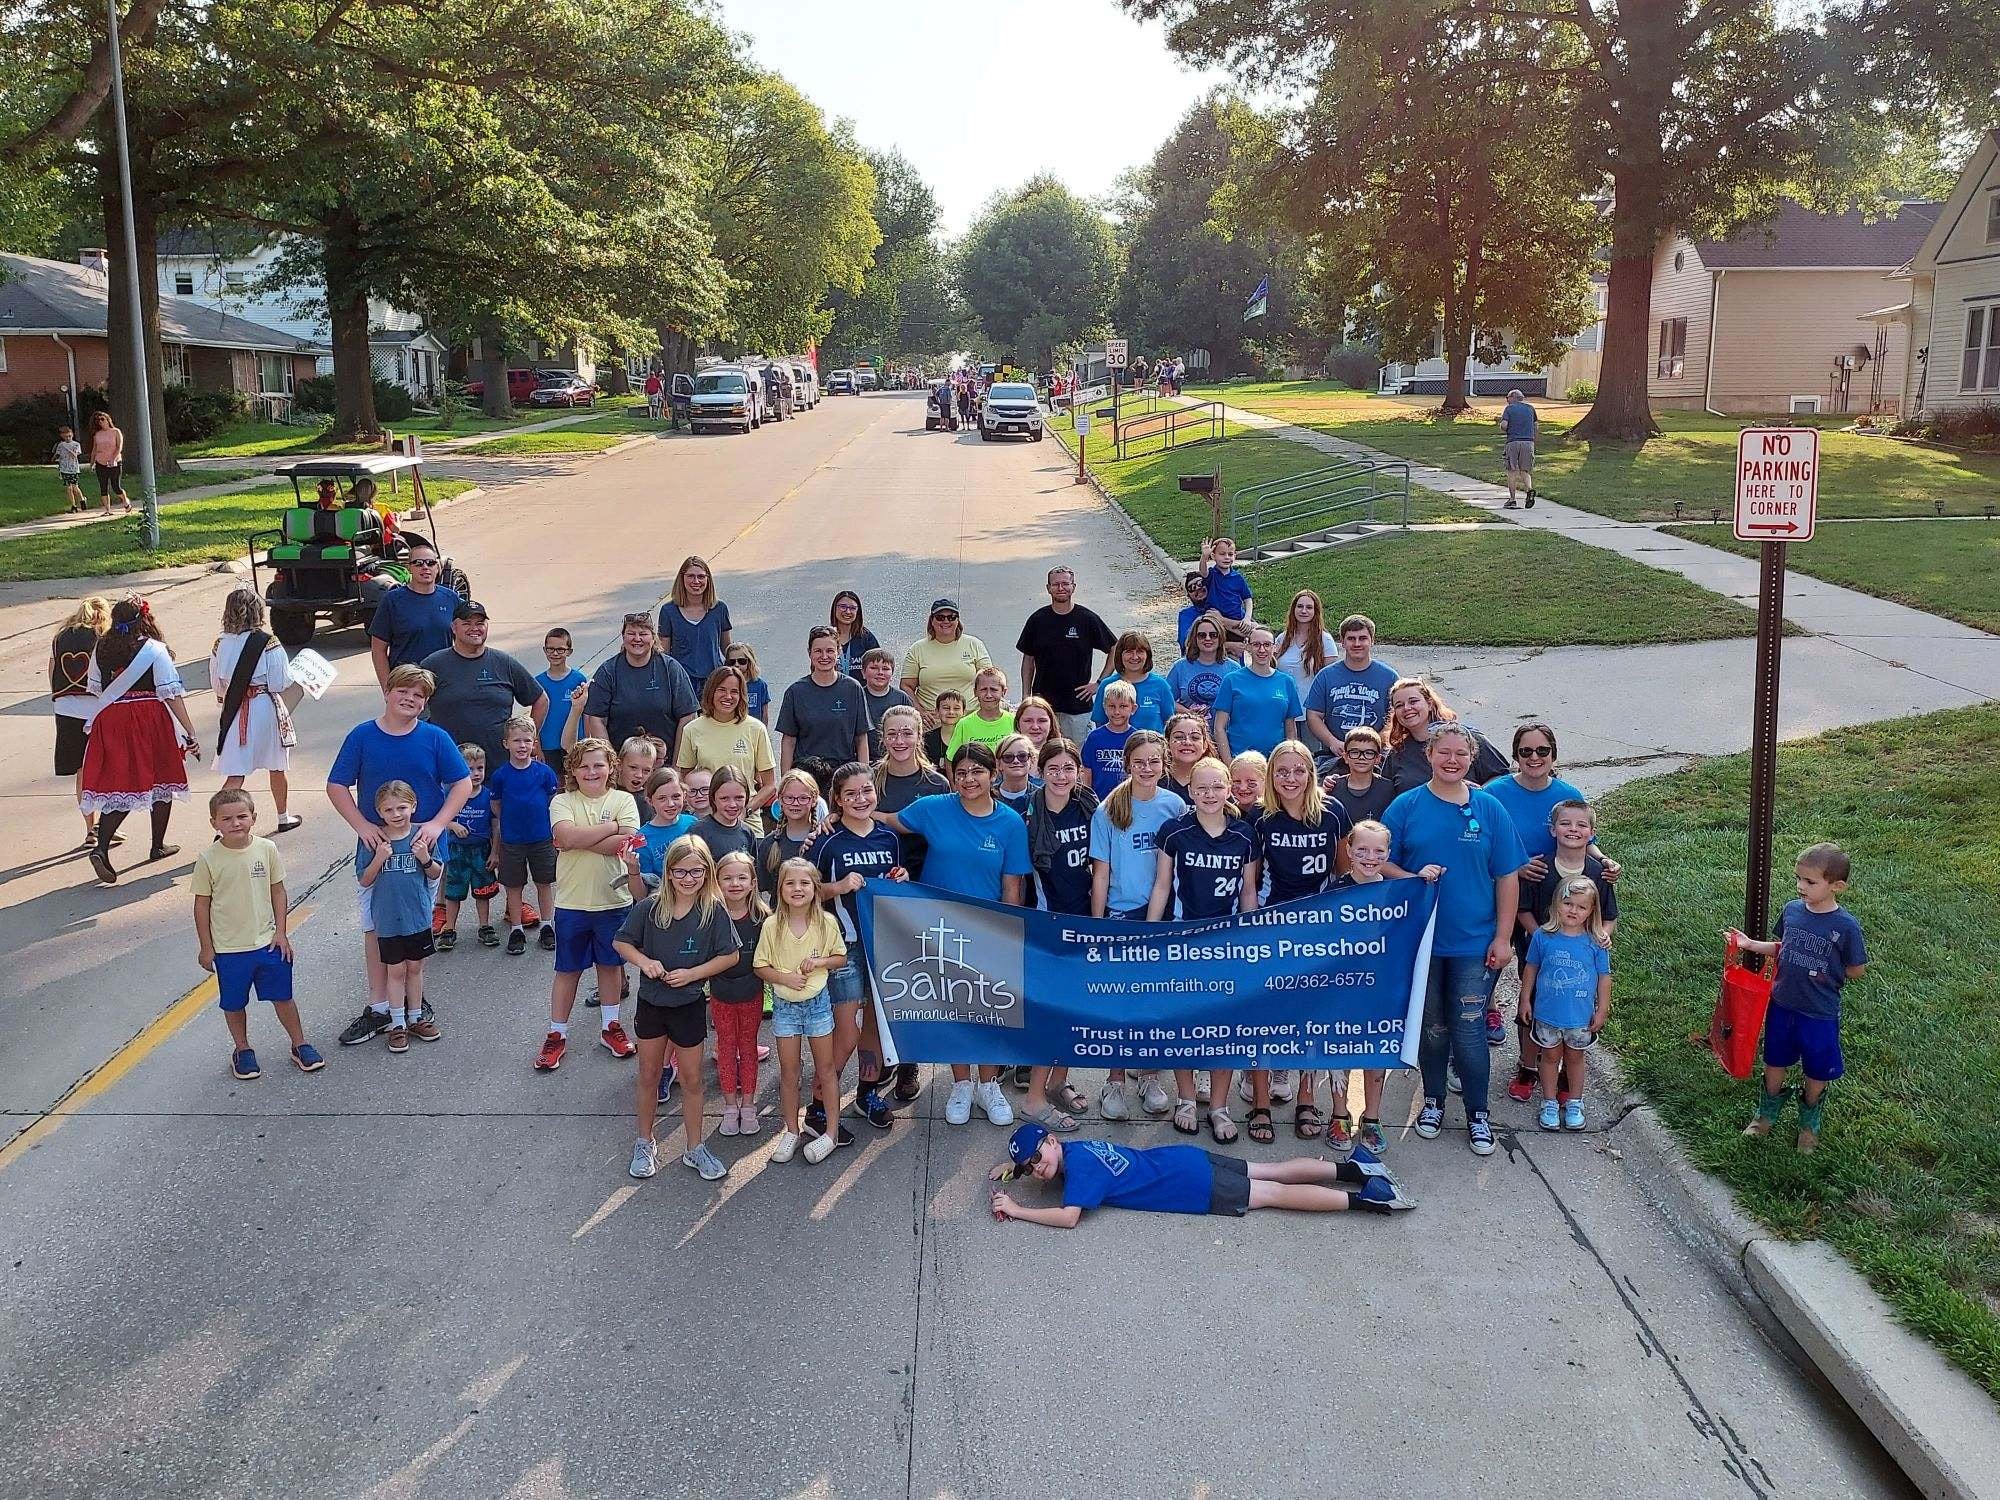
[668,865,707,881]
[1345,746,1379,758]
[545,645,572,654]
[1516,745,1554,759]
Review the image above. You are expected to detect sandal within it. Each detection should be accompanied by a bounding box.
[1208,1107,1239,1144]
[1293,1103,1327,1139]
[1055,1083,1089,1115]
[1246,1107,1275,1144]
[1172,1098,1199,1135]
[1024,1103,1079,1133]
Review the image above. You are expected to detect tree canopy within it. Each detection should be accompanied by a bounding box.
[958,176,1115,370]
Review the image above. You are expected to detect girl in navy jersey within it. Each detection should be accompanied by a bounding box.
[1150,756,1260,1144]
[812,762,906,1130]
[1021,738,1096,1131]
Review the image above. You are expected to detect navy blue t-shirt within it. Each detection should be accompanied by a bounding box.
[812,821,903,941]
[486,757,560,844]
[658,600,732,687]
[368,584,461,669]
[1255,805,1352,905]
[1771,899,1868,1020]
[1061,1139,1214,1215]
[455,785,492,845]
[1158,812,1258,920]
[1037,796,1095,916]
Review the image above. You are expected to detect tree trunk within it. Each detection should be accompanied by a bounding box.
[657,323,693,381]
[1438,279,1473,415]
[101,165,178,477]
[476,315,513,419]
[323,202,381,443]
[1569,247,1660,440]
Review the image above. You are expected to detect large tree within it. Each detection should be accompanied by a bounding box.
[825,148,967,366]
[1128,0,2000,439]
[958,176,1116,370]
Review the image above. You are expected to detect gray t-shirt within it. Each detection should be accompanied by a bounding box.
[863,685,914,759]
[775,674,869,765]
[420,646,542,767]
[584,651,698,754]
[614,899,739,1007]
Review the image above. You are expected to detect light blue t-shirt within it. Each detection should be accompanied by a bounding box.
[1167,656,1239,716]
[1091,673,1176,734]
[897,794,1030,900]
[1088,789,1188,914]
[637,814,699,885]
[1524,927,1610,1029]
[1481,774,1584,862]
[533,668,586,751]
[1304,659,1400,736]
[1213,668,1301,757]
[1382,784,1526,958]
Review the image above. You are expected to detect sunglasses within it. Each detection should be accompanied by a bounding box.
[1516,745,1554,759]
[1458,803,1482,836]
[932,612,959,622]
[999,751,1032,762]
[726,656,751,666]
[409,558,440,568]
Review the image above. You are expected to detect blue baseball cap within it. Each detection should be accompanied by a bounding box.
[1008,1121,1050,1174]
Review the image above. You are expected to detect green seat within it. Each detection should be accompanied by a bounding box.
[274,504,377,564]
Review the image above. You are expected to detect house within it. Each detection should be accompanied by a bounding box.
[1646,201,1941,416]
[0,250,321,414]
[1865,129,2000,417]
[1373,277,1607,400]
[155,230,445,403]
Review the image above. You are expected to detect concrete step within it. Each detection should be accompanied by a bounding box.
[1240,522,1400,562]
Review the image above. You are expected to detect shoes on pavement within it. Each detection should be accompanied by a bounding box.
[290,1043,325,1073]
[1469,1113,1496,1156]
[1563,1099,1585,1132]
[522,902,541,928]
[657,1060,677,1103]
[1358,1119,1386,1154]
[338,1007,390,1046]
[584,988,601,1009]
[599,1022,636,1058]
[538,925,556,952]
[944,1080,975,1125]
[477,925,500,948]
[1447,1068,1463,1095]
[894,1063,921,1102]
[1539,1099,1561,1131]
[231,1048,260,1080]
[1010,1065,1033,1090]
[756,1043,770,1062]
[720,1106,740,1136]
[805,1101,827,1135]
[1139,1074,1171,1116]
[802,1131,837,1164]
[1486,1006,1506,1046]
[1098,1082,1130,1121]
[857,1087,894,1129]
[1414,1100,1445,1139]
[407,1013,441,1043]
[431,904,447,936]
[534,1031,567,1072]
[629,1137,658,1179]
[436,928,457,952]
[1327,1115,1352,1150]
[384,1026,409,1054]
[506,927,527,955]
[975,1080,1014,1125]
[1508,1069,1536,1104]
[1357,1174,1414,1212]
[737,1104,760,1136]
[683,1144,728,1180]
[771,1131,801,1164]
[1270,1070,1297,1104]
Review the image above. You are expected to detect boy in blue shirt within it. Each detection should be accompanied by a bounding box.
[1733,842,1869,1154]
[534,628,586,770]
[1081,681,1138,798]
[439,744,499,950]
[488,717,560,955]
[1199,536,1253,655]
[988,1122,1410,1226]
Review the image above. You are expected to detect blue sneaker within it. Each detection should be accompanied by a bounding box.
[290,1043,325,1073]
[231,1048,260,1080]
[682,1143,728,1181]
[656,1060,677,1105]
[1539,1099,1561,1131]
[1357,1174,1414,1212]
[1563,1098,1586,1132]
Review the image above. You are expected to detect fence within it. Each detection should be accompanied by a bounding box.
[1227,457,1411,558]
[1112,400,1225,460]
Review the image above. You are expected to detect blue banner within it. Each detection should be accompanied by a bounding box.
[855,879,1437,1070]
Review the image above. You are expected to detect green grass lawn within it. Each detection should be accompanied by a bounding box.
[0,478,476,582]
[1597,704,2000,1403]
[0,465,258,527]
[457,411,662,455]
[1665,521,2000,634]
[179,409,544,459]
[1187,381,2000,523]
[1247,529,1757,645]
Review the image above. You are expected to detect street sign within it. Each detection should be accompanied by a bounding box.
[1734,427,1819,542]
[1075,413,1091,436]
[1105,338,1128,370]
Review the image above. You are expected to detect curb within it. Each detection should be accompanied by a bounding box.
[1047,427,1181,591]
[1606,1097,2000,1498]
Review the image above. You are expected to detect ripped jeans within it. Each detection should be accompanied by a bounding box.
[1417,954,1499,1117]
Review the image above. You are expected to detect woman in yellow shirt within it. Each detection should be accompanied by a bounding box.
[753,857,847,1165]
[675,665,777,814]
[899,597,991,727]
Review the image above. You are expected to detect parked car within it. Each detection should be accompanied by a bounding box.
[462,367,542,404]
[759,362,795,421]
[689,366,758,433]
[826,369,855,395]
[789,360,819,408]
[527,371,598,408]
[979,381,1046,442]
[854,367,880,392]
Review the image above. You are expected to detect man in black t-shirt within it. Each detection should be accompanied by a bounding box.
[1016,566,1117,743]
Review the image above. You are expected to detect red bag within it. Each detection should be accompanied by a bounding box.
[1709,933,1773,1079]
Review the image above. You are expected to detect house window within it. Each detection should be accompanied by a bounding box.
[1656,318,1687,378]
[224,270,250,292]
[0,335,7,373]
[172,271,194,296]
[1673,250,1685,273]
[162,343,189,387]
[1987,192,2000,244]
[1789,396,1821,414]
[1964,307,2000,392]
[257,352,289,393]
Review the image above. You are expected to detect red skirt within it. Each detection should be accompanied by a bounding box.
[80,694,188,812]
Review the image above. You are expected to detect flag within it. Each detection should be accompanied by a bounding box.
[1243,276,1269,323]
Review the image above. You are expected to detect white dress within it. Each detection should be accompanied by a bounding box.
[211,632,293,775]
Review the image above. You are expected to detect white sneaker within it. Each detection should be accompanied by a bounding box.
[771,1130,801,1163]
[1270,1069,1297,1104]
[1236,1073,1254,1104]
[1139,1074,1171,1116]
[802,1131,836,1163]
[1099,1082,1130,1120]
[1195,1075,1211,1104]
[945,1079,975,1125]
[976,1080,1014,1125]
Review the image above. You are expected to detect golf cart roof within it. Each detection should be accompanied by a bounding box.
[272,454,424,480]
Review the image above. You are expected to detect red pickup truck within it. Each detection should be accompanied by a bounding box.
[462,367,542,404]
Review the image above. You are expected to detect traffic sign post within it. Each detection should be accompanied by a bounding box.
[1073,411,1089,485]
[1105,338,1127,440]
[1734,427,1820,942]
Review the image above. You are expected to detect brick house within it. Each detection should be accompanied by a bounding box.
[0,250,322,415]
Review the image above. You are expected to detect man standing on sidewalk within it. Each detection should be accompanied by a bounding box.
[1017,566,1117,743]
[1499,388,1538,509]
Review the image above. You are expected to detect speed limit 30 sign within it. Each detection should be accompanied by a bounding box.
[1734,427,1819,542]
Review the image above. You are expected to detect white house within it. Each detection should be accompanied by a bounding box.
[1374,279,1606,399]
[1869,129,2000,416]
[155,230,446,403]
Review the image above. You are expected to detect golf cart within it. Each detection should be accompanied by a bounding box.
[249,454,469,649]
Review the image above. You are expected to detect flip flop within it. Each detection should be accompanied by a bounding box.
[1293,1103,1327,1139]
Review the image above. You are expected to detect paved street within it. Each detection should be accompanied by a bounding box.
[0,394,1908,1497]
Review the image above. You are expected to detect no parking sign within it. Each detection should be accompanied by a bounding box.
[1734,427,1819,542]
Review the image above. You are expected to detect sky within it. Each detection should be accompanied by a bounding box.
[710,0,1230,237]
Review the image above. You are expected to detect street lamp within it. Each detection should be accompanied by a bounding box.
[106,0,159,549]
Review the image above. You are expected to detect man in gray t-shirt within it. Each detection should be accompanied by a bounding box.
[777,626,871,772]
[420,602,547,766]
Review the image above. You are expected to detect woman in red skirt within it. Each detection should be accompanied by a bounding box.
[83,597,201,884]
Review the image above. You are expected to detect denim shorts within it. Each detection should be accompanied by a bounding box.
[1531,1020,1598,1052]
[826,954,866,1006]
[772,991,834,1039]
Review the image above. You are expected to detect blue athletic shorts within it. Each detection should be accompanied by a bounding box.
[554,907,625,974]
[214,945,293,1013]
[1763,1003,1843,1081]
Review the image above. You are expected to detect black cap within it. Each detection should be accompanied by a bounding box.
[452,599,488,621]
[930,598,959,615]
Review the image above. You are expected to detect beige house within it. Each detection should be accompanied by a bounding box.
[1646,201,1940,416]
[1867,129,2000,417]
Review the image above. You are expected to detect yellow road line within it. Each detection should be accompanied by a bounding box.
[0,904,315,1174]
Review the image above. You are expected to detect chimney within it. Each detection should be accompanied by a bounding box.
[78,248,109,273]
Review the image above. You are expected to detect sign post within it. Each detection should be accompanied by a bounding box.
[1073,411,1089,485]
[1106,337,1127,442]
[1733,426,1820,940]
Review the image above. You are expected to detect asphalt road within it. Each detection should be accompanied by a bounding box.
[0,394,1907,1497]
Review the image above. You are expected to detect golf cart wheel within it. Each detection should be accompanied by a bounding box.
[442,563,470,598]
[272,607,317,649]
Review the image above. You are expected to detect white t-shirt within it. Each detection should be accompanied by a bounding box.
[1275,630,1336,702]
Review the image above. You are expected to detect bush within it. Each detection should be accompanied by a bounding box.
[1893,403,2000,452]
[292,374,336,414]
[1323,342,1380,391]
[0,385,111,464]
[162,384,247,443]
[1565,380,1598,403]
[372,377,414,423]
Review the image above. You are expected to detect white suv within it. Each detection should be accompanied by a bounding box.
[979,382,1045,442]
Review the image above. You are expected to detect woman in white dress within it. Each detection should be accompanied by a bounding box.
[211,588,300,832]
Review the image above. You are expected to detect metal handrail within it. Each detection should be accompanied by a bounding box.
[1114,400,1224,460]
[1230,458,1411,555]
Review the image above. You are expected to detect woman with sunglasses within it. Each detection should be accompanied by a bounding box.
[722,644,770,725]
[1381,678,1507,795]
[1380,722,1527,1159]
[899,598,992,730]
[1167,611,1240,722]
[828,591,879,679]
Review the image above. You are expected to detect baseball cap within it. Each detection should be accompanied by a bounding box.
[452,599,489,620]
[929,597,959,616]
[1007,1121,1050,1175]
